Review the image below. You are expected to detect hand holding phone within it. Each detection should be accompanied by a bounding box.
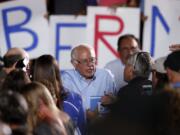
[101,91,116,106]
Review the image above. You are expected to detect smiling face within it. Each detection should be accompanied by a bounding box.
[71,45,96,79]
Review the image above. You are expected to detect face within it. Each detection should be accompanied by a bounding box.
[119,37,139,65]
[73,47,96,79]
[124,64,133,82]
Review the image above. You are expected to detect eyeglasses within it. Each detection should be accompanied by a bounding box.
[74,57,96,65]
[121,46,139,53]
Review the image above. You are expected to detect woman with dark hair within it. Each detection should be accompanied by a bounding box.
[31,55,86,135]
[1,69,31,92]
[31,55,62,108]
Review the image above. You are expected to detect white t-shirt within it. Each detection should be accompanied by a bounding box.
[104,59,127,91]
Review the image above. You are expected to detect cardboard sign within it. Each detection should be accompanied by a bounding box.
[49,15,86,70]
[143,0,180,58]
[87,6,140,67]
[0,0,49,58]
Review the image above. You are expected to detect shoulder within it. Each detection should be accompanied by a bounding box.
[94,69,116,86]
[61,69,77,80]
[62,69,75,76]
[63,92,83,115]
[133,78,152,89]
[64,92,83,107]
[66,91,82,101]
[104,59,122,68]
[117,84,129,95]
[96,68,114,78]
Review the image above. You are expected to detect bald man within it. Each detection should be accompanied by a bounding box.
[0,48,29,88]
[61,45,117,121]
[3,48,29,74]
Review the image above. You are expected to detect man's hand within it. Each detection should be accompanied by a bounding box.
[101,93,116,106]
[86,108,98,120]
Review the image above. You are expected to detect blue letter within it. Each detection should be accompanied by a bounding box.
[55,23,86,62]
[151,6,170,56]
[2,6,38,51]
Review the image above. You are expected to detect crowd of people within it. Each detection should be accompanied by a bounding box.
[0,33,180,135]
[0,0,180,135]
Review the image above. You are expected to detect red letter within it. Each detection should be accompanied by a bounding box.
[94,15,124,59]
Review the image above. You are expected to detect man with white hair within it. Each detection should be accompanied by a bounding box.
[61,45,117,121]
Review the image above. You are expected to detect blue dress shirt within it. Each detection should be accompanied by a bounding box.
[61,68,117,113]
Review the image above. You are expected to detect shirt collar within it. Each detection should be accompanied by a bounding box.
[74,69,96,82]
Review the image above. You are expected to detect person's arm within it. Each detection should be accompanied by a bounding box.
[169,44,180,52]
[101,92,116,105]
[86,108,98,120]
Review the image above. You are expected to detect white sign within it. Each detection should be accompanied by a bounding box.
[143,0,180,58]
[0,0,49,58]
[87,6,140,67]
[49,15,87,70]
[0,1,141,70]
